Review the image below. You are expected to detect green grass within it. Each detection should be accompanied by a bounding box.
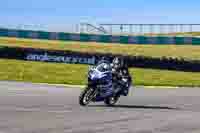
[1,59,200,87]
[143,32,200,36]
[168,32,200,36]
[0,37,200,87]
[0,37,200,60]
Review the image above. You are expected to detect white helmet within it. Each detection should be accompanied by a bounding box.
[112,57,122,69]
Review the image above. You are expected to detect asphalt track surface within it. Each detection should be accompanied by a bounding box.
[0,81,200,133]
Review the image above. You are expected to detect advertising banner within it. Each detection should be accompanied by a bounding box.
[0,46,200,72]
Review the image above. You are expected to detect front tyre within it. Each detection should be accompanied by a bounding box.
[104,96,120,106]
[79,87,96,106]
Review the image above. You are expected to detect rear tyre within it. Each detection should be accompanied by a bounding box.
[79,87,96,106]
[104,95,120,106]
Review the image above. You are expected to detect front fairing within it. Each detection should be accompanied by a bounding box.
[88,69,111,81]
[88,67,112,86]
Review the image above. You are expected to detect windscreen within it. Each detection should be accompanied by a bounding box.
[96,63,111,72]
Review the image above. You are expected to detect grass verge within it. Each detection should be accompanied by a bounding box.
[0,37,200,60]
[1,59,200,87]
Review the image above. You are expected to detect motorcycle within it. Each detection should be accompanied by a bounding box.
[79,61,132,106]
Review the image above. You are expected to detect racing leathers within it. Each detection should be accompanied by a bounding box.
[111,60,132,96]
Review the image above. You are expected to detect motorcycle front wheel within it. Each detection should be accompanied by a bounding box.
[79,87,96,106]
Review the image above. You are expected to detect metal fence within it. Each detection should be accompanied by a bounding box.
[79,23,200,37]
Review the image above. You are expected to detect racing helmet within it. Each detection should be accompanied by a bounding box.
[112,57,123,69]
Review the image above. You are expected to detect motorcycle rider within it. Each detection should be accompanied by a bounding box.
[96,56,131,97]
[111,56,132,96]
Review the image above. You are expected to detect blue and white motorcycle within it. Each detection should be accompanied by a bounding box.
[79,62,132,106]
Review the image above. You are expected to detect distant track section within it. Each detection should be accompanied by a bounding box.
[0,28,200,44]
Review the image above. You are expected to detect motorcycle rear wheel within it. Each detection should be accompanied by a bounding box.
[104,95,120,106]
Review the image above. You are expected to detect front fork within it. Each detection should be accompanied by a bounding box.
[86,84,102,102]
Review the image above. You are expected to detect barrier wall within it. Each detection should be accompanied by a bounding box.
[0,28,200,44]
[1,46,200,72]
